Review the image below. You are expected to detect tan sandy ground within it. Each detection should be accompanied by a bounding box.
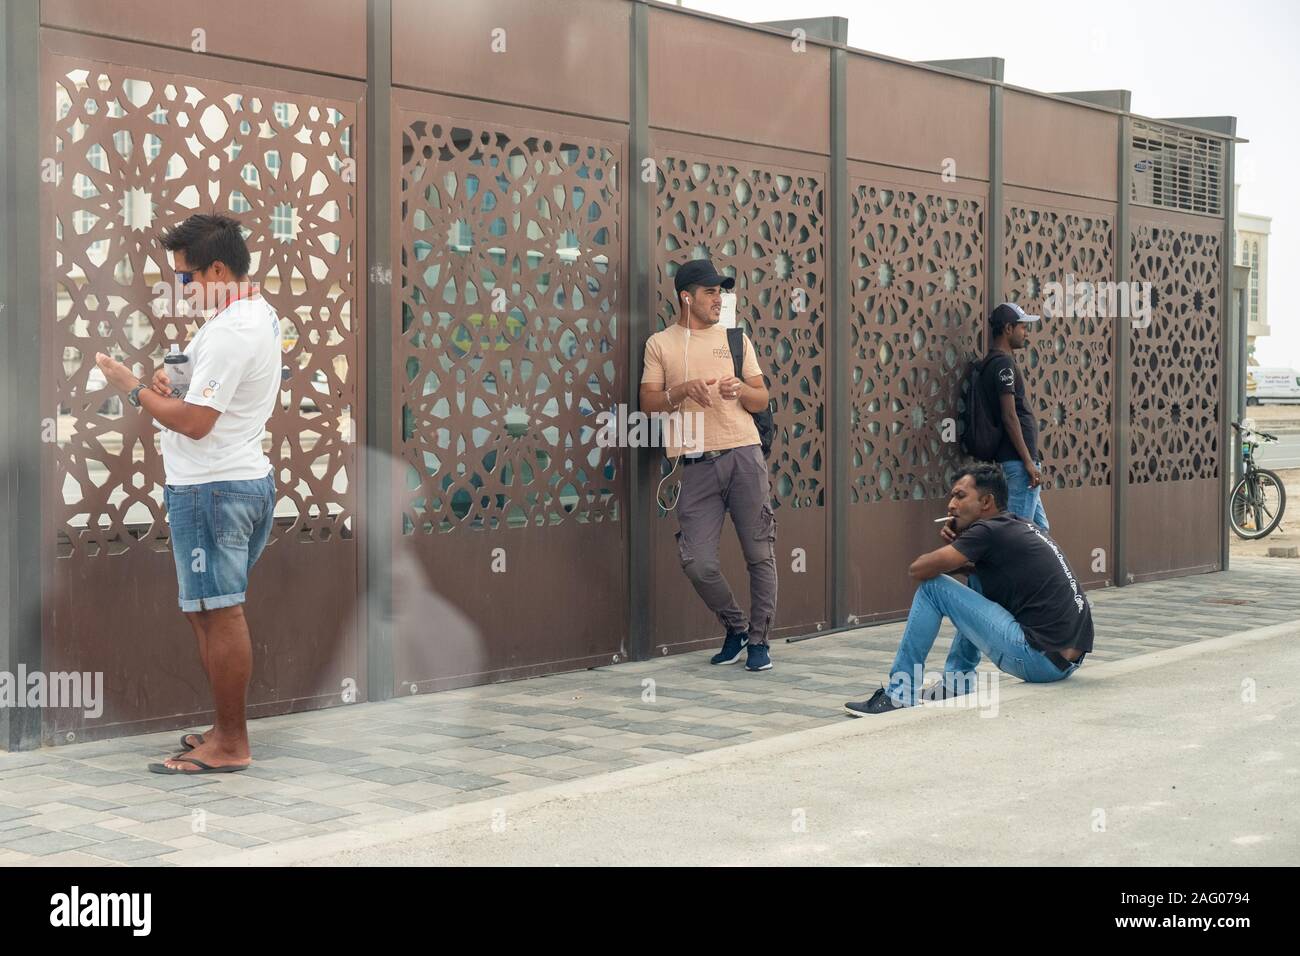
[1230,467,1300,559]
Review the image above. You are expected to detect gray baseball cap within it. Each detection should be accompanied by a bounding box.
[990,301,1041,333]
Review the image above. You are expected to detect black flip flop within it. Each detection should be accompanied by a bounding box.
[180,733,205,751]
[148,756,249,775]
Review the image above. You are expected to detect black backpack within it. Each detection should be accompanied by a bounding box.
[726,327,775,459]
[960,355,1002,461]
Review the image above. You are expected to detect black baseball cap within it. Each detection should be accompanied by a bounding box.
[989,301,1041,335]
[673,258,735,294]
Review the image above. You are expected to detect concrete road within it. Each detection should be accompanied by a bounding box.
[1255,434,1300,470]
[301,625,1300,867]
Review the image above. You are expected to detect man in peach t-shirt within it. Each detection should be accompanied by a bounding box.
[639,259,778,671]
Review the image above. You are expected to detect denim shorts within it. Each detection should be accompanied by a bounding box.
[163,474,276,612]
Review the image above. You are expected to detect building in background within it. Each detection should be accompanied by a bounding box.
[1234,183,1271,366]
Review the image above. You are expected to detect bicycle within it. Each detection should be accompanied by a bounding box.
[1229,420,1287,539]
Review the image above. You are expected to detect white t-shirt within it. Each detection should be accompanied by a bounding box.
[159,295,281,486]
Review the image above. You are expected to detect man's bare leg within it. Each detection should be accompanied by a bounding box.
[162,605,252,770]
[181,611,215,747]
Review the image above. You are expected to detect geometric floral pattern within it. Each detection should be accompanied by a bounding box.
[397,117,623,533]
[47,61,359,557]
[1003,206,1114,488]
[849,182,983,503]
[654,154,825,510]
[1128,226,1221,483]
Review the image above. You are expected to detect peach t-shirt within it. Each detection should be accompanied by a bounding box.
[641,323,763,458]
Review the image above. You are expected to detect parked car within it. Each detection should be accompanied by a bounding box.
[1246,367,1300,405]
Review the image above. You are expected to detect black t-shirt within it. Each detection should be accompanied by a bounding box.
[951,513,1094,655]
[980,351,1038,464]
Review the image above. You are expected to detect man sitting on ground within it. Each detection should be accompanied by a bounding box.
[845,464,1092,716]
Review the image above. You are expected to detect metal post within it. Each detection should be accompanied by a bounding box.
[986,85,1003,347]
[1228,279,1246,487]
[364,0,394,701]
[1236,278,1249,436]
[2,0,43,750]
[829,41,848,626]
[1113,115,1132,585]
[1220,131,1236,571]
[627,0,652,661]
[0,0,12,753]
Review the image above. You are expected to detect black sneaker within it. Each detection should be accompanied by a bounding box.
[844,687,903,717]
[922,674,978,702]
[744,643,772,671]
[710,630,748,665]
[921,682,953,702]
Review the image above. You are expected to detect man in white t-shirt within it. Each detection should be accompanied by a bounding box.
[95,214,280,775]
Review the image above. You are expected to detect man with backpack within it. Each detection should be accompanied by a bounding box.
[639,259,777,672]
[962,302,1049,530]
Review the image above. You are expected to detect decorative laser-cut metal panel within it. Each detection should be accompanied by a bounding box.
[48,62,359,557]
[397,119,623,533]
[1003,205,1114,488]
[848,182,983,503]
[654,155,825,510]
[1129,225,1221,483]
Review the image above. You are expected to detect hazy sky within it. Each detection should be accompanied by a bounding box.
[676,0,1298,367]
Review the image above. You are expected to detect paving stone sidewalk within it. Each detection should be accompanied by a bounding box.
[1,557,1298,866]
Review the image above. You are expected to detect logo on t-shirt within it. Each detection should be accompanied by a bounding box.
[998,366,1015,388]
[202,378,221,399]
[712,347,731,359]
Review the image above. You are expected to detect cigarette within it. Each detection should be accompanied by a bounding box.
[934,516,953,523]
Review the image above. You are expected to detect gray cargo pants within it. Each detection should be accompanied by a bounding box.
[674,443,778,646]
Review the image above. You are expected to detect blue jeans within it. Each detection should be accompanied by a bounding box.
[887,574,1080,706]
[1001,459,1049,530]
[164,474,276,612]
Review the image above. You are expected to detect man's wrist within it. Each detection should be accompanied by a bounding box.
[127,382,146,407]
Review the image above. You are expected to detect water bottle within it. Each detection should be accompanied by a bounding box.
[164,343,191,399]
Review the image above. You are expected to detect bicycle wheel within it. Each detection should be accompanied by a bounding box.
[1230,469,1287,539]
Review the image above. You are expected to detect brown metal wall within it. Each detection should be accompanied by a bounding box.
[649,131,830,649]
[844,161,986,620]
[643,13,832,649]
[41,0,369,79]
[845,57,990,181]
[26,0,1231,740]
[1002,185,1117,589]
[392,0,631,123]
[39,29,366,742]
[1003,91,1119,201]
[390,89,629,690]
[1126,207,1223,581]
[647,7,831,153]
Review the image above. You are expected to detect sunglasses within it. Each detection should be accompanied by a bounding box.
[177,267,205,286]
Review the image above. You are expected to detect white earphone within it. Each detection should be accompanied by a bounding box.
[657,294,694,511]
